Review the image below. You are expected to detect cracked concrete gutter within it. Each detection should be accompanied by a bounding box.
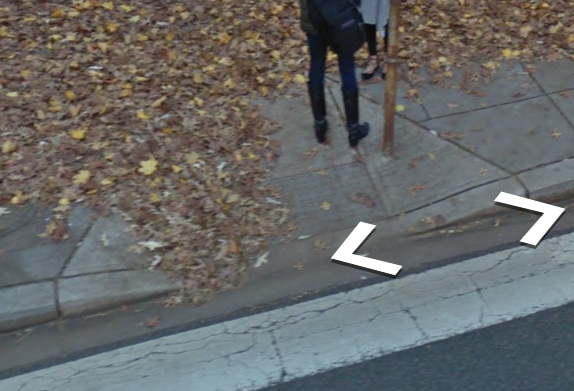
[3,231,574,391]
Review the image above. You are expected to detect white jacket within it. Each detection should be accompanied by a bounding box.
[361,0,390,37]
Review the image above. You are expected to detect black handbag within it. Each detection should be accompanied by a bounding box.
[309,0,366,56]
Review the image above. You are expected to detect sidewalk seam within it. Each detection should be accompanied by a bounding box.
[527,68,574,135]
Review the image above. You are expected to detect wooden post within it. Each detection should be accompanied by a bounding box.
[383,0,400,157]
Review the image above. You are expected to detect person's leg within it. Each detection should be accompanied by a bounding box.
[361,24,380,81]
[338,53,369,147]
[307,33,329,143]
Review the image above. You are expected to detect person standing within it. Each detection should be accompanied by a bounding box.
[299,0,370,148]
[360,0,390,81]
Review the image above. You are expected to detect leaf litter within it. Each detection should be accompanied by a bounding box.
[1,0,574,306]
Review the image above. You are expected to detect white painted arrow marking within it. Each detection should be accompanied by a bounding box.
[494,192,565,246]
[331,222,402,276]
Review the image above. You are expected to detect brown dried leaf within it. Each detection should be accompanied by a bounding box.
[409,184,425,196]
[350,192,376,207]
[45,220,68,242]
[147,316,160,328]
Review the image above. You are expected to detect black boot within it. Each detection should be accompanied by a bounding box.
[342,88,370,148]
[308,82,329,144]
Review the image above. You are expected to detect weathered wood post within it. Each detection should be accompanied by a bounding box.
[383,0,400,156]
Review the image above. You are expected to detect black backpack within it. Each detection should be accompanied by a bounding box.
[308,0,366,57]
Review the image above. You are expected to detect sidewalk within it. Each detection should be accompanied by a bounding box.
[2,58,574,333]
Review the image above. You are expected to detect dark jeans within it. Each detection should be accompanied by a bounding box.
[364,23,389,56]
[307,33,357,91]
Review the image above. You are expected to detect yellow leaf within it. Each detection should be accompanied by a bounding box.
[52,9,66,18]
[70,60,79,69]
[97,42,109,52]
[395,104,405,112]
[271,50,281,60]
[106,22,118,32]
[138,158,158,175]
[193,97,203,107]
[65,90,76,100]
[21,69,31,78]
[120,4,132,12]
[260,86,269,96]
[320,201,331,211]
[2,140,17,154]
[165,31,175,41]
[294,74,306,84]
[59,198,71,206]
[136,110,151,120]
[224,78,236,88]
[73,170,91,185]
[101,178,113,186]
[0,26,9,37]
[102,1,114,10]
[70,128,86,140]
[120,89,133,97]
[150,193,161,203]
[11,190,23,205]
[135,76,148,82]
[162,127,172,135]
[549,22,563,35]
[137,34,149,42]
[171,165,182,173]
[151,96,167,108]
[193,73,203,84]
[6,91,19,98]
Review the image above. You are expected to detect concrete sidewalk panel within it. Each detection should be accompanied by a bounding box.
[0,206,94,288]
[329,70,427,122]
[268,163,388,237]
[63,215,145,277]
[395,177,526,234]
[529,59,574,94]
[333,95,508,215]
[257,91,354,179]
[414,62,542,119]
[519,158,574,201]
[549,90,574,126]
[0,282,57,332]
[58,270,180,317]
[425,96,574,174]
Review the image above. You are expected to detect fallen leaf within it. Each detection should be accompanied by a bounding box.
[314,240,328,252]
[317,170,328,176]
[350,192,376,207]
[138,158,159,175]
[70,128,86,140]
[147,316,160,328]
[73,170,91,185]
[427,152,436,160]
[446,103,459,109]
[409,184,425,196]
[409,155,424,168]
[254,252,269,268]
[320,201,331,211]
[45,220,68,242]
[294,262,304,270]
[304,148,318,159]
[139,241,167,251]
[550,129,562,138]
[2,140,17,154]
[395,104,405,112]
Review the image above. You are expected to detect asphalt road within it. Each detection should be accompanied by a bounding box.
[262,302,574,391]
